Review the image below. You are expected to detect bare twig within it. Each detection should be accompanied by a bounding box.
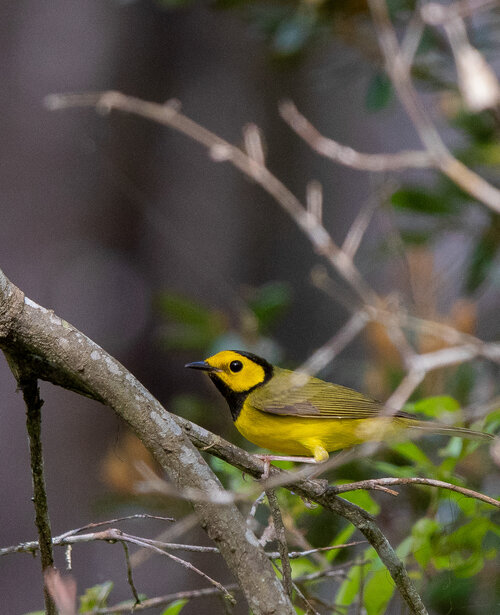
[46,91,377,305]
[247,491,266,526]
[121,542,140,606]
[385,369,426,410]
[57,514,174,541]
[368,0,500,213]
[341,194,380,260]
[421,0,500,26]
[298,310,369,376]
[274,541,366,560]
[266,490,293,598]
[17,371,56,615]
[290,580,321,615]
[87,528,236,603]
[89,584,241,614]
[331,477,500,509]
[280,101,433,171]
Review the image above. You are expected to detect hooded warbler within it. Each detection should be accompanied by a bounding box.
[186,350,492,466]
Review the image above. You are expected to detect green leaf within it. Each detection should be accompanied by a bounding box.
[404,396,460,418]
[247,281,292,331]
[79,582,113,612]
[158,293,214,325]
[157,292,226,350]
[391,188,456,215]
[326,523,357,561]
[364,567,395,615]
[398,230,434,245]
[391,441,433,467]
[453,109,496,143]
[335,562,362,607]
[373,461,421,477]
[161,599,188,615]
[411,518,441,569]
[334,482,380,514]
[365,72,393,111]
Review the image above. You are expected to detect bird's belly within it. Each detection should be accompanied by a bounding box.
[234,404,402,456]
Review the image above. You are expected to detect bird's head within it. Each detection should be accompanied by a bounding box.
[185,350,273,393]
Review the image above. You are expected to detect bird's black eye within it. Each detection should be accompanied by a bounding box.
[229,360,243,373]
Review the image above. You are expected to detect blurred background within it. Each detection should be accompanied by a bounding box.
[0,1,499,613]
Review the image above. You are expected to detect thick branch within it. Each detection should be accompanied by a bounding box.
[173,416,429,615]
[0,270,427,614]
[0,270,293,615]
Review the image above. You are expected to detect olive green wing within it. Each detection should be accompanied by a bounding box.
[248,368,385,419]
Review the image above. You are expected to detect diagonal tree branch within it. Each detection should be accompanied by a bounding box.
[0,269,294,615]
[0,269,427,615]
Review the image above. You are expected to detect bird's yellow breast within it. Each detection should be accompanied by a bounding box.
[234,401,403,458]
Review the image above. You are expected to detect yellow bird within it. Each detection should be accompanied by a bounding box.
[186,350,492,468]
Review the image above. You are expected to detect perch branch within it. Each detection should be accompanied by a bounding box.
[0,269,294,615]
[0,269,427,615]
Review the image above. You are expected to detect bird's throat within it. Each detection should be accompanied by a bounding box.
[209,374,249,421]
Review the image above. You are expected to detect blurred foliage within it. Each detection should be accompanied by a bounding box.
[113,2,500,612]
[157,280,291,360]
[156,287,499,613]
[155,285,498,613]
[79,582,114,613]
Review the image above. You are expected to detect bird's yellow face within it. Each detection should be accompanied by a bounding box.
[187,350,271,393]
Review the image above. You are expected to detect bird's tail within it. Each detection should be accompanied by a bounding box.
[404,418,494,442]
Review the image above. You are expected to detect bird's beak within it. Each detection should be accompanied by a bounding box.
[185,361,221,373]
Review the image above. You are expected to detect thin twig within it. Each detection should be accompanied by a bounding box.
[298,310,369,376]
[18,371,56,615]
[46,91,377,305]
[247,491,266,526]
[280,100,433,171]
[98,528,236,603]
[385,369,426,410]
[368,0,500,214]
[88,561,358,615]
[121,542,140,606]
[291,580,321,615]
[341,195,380,260]
[271,541,367,560]
[89,584,241,614]
[57,514,174,541]
[266,490,293,598]
[330,477,500,508]
[421,0,500,26]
